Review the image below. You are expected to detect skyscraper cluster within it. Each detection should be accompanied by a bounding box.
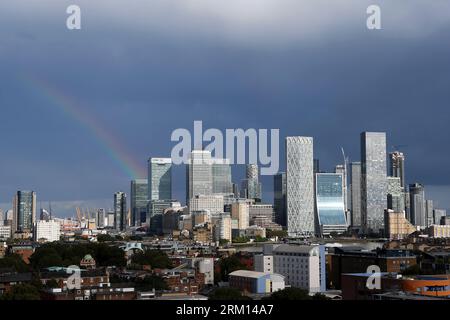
[1,131,444,242]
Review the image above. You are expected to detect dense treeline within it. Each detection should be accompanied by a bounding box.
[130,250,173,269]
[29,242,127,269]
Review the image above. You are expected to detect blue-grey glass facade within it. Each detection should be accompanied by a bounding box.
[316,173,347,235]
[212,158,233,195]
[131,179,148,227]
[361,132,387,235]
[114,191,127,231]
[350,162,362,228]
[14,190,36,232]
[149,158,172,201]
[274,172,287,227]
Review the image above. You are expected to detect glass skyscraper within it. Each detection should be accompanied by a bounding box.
[387,176,404,213]
[186,150,213,203]
[361,132,387,235]
[13,190,36,232]
[286,136,315,237]
[240,164,262,202]
[425,199,434,228]
[409,183,426,227]
[349,162,362,228]
[211,158,233,195]
[148,158,172,201]
[315,173,348,236]
[274,172,287,227]
[131,179,148,227]
[114,191,127,231]
[389,151,406,190]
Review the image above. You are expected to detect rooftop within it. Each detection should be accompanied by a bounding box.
[229,270,270,278]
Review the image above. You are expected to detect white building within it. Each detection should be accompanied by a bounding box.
[286,137,315,237]
[257,244,325,293]
[231,202,249,230]
[189,195,224,215]
[0,225,11,240]
[187,150,213,202]
[254,255,273,274]
[212,213,232,242]
[229,270,285,294]
[427,225,450,238]
[34,220,61,242]
[183,257,215,285]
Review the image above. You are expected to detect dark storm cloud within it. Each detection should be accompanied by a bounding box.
[1,0,450,214]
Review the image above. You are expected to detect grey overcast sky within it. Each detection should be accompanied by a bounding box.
[1,0,450,216]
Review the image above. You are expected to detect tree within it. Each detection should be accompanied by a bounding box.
[97,234,115,242]
[219,239,229,246]
[254,236,267,242]
[266,229,287,238]
[0,254,30,272]
[0,284,41,300]
[217,255,248,282]
[312,292,330,300]
[401,264,422,275]
[131,250,172,269]
[43,279,60,289]
[232,236,249,244]
[134,275,168,291]
[29,242,127,270]
[209,288,252,300]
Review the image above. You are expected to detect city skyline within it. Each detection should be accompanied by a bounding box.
[2,1,450,215]
[1,129,450,217]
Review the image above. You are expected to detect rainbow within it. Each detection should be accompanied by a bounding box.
[21,74,146,180]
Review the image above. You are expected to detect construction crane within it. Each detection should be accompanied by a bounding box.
[76,207,83,224]
[340,147,350,215]
[49,201,53,220]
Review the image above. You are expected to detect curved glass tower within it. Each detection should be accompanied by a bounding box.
[316,173,348,236]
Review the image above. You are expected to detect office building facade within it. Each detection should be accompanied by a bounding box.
[148,158,172,201]
[286,136,315,237]
[131,179,149,226]
[114,191,127,231]
[389,151,406,190]
[409,183,426,228]
[240,164,262,202]
[361,132,387,235]
[13,190,36,233]
[316,173,348,236]
[273,172,287,227]
[186,150,213,203]
[387,176,404,213]
[349,162,362,228]
[211,158,233,195]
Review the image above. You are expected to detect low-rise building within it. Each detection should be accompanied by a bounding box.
[183,257,215,285]
[229,270,285,294]
[154,268,205,295]
[255,244,326,293]
[192,223,213,244]
[0,225,11,240]
[384,210,417,240]
[34,220,61,242]
[8,243,35,263]
[0,272,33,295]
[245,225,266,238]
[341,273,450,300]
[426,225,450,238]
[329,247,417,289]
[40,268,109,290]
